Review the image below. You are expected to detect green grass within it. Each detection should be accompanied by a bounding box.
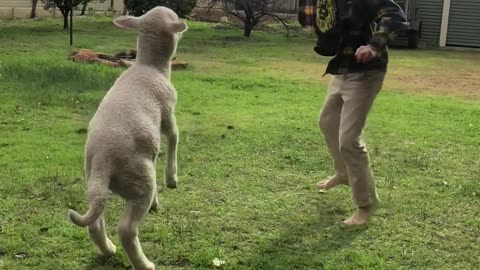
[1,17,479,270]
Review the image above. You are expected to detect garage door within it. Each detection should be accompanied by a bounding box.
[446,0,480,47]
[417,0,444,47]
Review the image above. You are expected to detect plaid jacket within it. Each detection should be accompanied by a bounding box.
[298,0,407,74]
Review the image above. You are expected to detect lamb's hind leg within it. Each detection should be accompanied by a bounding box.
[117,172,155,270]
[149,192,159,213]
[87,215,116,256]
[162,115,178,189]
[148,166,159,213]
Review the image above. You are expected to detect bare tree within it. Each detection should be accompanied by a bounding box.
[42,0,84,29]
[42,0,107,28]
[81,0,108,16]
[31,0,40,18]
[207,0,291,37]
[122,0,128,15]
[81,0,89,15]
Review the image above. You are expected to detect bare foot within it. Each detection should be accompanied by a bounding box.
[316,175,348,190]
[343,205,377,226]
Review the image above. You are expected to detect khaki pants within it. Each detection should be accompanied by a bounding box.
[319,71,385,207]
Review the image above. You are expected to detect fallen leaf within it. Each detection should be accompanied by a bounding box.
[14,252,27,259]
[213,257,225,267]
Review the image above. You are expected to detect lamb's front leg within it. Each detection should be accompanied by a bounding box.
[162,115,178,189]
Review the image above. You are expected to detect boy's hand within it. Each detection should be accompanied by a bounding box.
[355,45,378,63]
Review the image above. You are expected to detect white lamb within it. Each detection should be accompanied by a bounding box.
[67,7,187,270]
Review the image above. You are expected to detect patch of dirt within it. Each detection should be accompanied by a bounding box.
[69,49,188,70]
[69,48,136,67]
[260,59,480,99]
[385,69,480,98]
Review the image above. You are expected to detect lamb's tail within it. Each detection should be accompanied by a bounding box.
[68,174,110,227]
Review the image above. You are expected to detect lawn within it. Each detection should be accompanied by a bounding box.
[0,16,479,270]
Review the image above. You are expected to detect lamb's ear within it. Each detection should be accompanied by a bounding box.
[170,21,188,33]
[113,16,140,30]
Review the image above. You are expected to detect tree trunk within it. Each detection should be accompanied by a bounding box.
[30,0,39,18]
[122,0,128,15]
[109,0,114,16]
[81,0,88,15]
[243,25,252,37]
[243,10,256,37]
[243,16,255,37]
[63,11,69,30]
[70,5,74,45]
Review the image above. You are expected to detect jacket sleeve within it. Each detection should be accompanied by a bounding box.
[367,0,408,51]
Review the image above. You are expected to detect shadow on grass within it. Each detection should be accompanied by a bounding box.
[85,254,130,270]
[239,199,366,269]
[0,59,120,107]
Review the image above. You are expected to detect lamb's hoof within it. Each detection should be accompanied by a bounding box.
[134,260,155,270]
[98,239,116,257]
[149,202,158,213]
[166,175,177,189]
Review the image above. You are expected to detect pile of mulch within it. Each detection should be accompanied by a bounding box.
[69,49,188,70]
